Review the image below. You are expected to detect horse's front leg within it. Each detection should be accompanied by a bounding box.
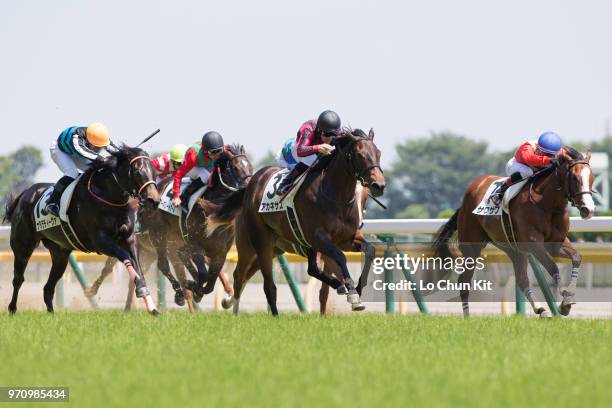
[95,231,158,314]
[352,231,375,297]
[314,231,365,311]
[553,237,582,316]
[85,256,117,298]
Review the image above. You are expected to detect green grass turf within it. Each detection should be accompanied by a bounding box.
[0,312,610,407]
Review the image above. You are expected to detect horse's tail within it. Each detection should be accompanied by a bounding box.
[206,187,247,237]
[432,208,460,259]
[3,192,23,224]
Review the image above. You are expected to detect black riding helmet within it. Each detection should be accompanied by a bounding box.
[316,110,341,136]
[202,131,224,152]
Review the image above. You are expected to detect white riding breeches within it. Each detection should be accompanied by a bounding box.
[186,166,211,183]
[505,157,534,178]
[50,141,91,179]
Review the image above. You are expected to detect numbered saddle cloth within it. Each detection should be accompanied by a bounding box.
[34,176,88,251]
[158,178,206,217]
[472,177,528,216]
[259,168,311,249]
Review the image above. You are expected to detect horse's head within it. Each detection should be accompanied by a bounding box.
[558,146,594,219]
[216,144,253,190]
[334,128,386,197]
[109,145,161,208]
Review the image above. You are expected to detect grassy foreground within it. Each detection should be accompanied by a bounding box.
[0,312,610,407]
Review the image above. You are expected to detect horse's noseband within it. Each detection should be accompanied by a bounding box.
[342,140,383,187]
[128,156,157,199]
[563,159,592,207]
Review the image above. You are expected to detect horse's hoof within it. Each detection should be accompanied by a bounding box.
[150,309,160,316]
[221,296,234,310]
[84,286,97,297]
[336,285,348,295]
[534,307,546,315]
[351,302,366,311]
[559,303,572,316]
[175,290,186,307]
[539,310,552,319]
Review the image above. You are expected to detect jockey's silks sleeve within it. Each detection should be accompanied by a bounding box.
[172,148,199,199]
[295,120,321,157]
[514,141,551,168]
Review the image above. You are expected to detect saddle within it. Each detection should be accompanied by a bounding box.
[34,176,89,251]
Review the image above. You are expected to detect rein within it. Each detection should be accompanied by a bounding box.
[87,155,155,207]
[527,159,592,209]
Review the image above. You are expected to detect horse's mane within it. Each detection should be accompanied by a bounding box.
[310,127,367,173]
[85,144,148,175]
[563,145,584,161]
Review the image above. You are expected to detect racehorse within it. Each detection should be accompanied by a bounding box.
[208,128,385,315]
[141,144,252,306]
[432,147,594,317]
[3,145,161,314]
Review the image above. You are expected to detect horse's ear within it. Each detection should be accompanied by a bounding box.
[368,128,375,140]
[559,149,572,162]
[241,145,245,155]
[585,151,592,162]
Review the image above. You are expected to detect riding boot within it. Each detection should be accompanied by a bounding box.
[180,178,206,212]
[490,172,523,205]
[43,175,75,217]
[277,163,309,195]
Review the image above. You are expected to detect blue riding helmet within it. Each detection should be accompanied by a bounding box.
[537,131,562,156]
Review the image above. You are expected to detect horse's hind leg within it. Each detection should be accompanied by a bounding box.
[8,238,38,314]
[457,242,486,318]
[510,251,548,317]
[85,257,117,298]
[41,240,71,313]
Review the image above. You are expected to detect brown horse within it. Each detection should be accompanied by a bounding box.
[142,144,253,306]
[208,129,385,315]
[432,147,594,317]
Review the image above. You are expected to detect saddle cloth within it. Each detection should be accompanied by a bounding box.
[158,178,206,217]
[472,178,528,216]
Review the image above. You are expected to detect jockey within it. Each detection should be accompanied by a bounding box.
[490,131,563,204]
[172,131,225,211]
[44,123,118,217]
[276,110,341,194]
[151,144,188,177]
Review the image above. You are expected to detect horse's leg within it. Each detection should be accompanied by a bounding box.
[319,284,330,315]
[530,242,562,297]
[168,253,186,307]
[353,232,376,296]
[251,240,277,316]
[85,257,117,298]
[41,240,71,313]
[125,279,136,311]
[552,238,581,316]
[95,231,157,314]
[305,251,343,289]
[510,251,548,317]
[155,243,184,306]
[202,257,225,295]
[313,231,362,309]
[457,242,487,318]
[8,237,38,314]
[127,245,157,311]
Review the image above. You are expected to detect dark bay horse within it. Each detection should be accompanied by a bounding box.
[3,145,161,314]
[141,144,253,306]
[208,129,385,315]
[432,147,594,317]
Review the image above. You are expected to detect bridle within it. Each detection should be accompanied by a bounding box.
[216,153,252,192]
[339,137,383,187]
[562,159,593,207]
[88,155,156,207]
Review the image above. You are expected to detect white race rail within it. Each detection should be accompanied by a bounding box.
[1,216,611,238]
[361,216,612,234]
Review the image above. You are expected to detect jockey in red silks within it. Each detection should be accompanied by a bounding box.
[276,110,341,194]
[171,131,225,212]
[151,144,188,178]
[490,131,563,204]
